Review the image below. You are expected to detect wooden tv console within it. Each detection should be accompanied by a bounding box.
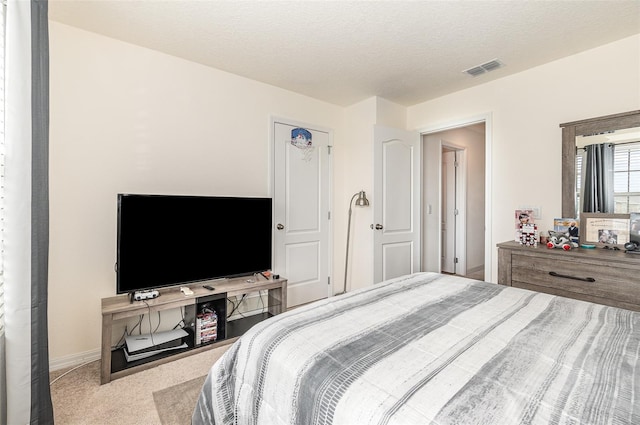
[100,276,287,384]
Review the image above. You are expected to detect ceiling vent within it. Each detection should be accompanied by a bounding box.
[463,59,505,77]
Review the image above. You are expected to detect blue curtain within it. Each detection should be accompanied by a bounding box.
[582,143,614,213]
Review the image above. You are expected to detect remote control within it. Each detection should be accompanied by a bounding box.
[203,285,215,291]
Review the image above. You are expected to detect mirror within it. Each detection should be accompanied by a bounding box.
[561,110,640,218]
[576,126,640,214]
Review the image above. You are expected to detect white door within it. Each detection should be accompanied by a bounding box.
[273,120,331,307]
[373,125,421,283]
[442,150,456,273]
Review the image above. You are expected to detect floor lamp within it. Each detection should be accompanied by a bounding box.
[338,190,369,295]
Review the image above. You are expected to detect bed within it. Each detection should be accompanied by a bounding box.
[192,272,640,424]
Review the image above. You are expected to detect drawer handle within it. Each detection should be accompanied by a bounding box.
[549,271,595,283]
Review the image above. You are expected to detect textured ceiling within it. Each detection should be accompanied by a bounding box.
[49,0,640,107]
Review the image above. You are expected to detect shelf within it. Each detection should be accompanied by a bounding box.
[226,312,274,339]
[101,276,287,384]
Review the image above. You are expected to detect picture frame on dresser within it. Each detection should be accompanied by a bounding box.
[579,213,630,247]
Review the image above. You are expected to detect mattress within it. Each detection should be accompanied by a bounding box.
[192,272,640,424]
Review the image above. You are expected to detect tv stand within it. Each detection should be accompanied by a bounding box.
[100,275,287,384]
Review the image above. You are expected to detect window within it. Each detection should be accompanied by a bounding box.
[575,151,582,215]
[613,142,640,213]
[576,141,640,215]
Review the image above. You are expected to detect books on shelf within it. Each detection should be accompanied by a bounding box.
[196,309,218,345]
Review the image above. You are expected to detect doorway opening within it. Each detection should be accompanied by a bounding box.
[422,122,486,281]
[441,145,466,275]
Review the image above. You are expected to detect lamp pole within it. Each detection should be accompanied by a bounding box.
[339,191,369,295]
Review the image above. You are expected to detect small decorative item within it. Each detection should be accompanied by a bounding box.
[291,127,312,148]
[519,222,538,246]
[547,230,577,250]
[539,230,549,245]
[515,209,535,242]
[290,127,315,161]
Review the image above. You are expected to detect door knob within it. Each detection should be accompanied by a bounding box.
[370,224,383,230]
[277,223,284,230]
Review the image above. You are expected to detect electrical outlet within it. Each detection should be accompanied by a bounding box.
[519,206,541,219]
[531,207,541,219]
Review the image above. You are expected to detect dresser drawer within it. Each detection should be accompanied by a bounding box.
[511,253,640,306]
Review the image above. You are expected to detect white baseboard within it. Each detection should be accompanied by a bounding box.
[49,348,101,372]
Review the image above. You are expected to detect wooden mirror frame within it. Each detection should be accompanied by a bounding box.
[560,110,640,218]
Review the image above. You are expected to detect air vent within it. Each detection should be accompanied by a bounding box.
[465,66,486,77]
[463,59,505,77]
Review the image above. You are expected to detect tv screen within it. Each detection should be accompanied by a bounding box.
[116,194,273,294]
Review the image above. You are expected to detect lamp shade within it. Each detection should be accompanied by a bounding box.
[355,191,369,207]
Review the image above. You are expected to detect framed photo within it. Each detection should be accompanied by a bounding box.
[579,213,630,247]
[554,217,579,244]
[514,209,535,241]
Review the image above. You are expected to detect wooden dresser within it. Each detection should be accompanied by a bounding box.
[497,241,640,311]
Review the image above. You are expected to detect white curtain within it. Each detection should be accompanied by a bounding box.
[0,3,7,423]
[4,0,53,423]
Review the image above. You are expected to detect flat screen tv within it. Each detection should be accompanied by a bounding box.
[116,194,273,294]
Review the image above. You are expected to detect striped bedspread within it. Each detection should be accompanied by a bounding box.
[192,272,640,425]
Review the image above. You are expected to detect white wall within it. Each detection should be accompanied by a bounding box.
[48,22,346,363]
[48,21,640,364]
[340,97,407,292]
[340,98,376,292]
[408,34,640,282]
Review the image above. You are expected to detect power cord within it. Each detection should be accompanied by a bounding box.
[143,301,156,346]
[227,294,246,318]
[153,310,161,333]
[129,314,143,335]
[173,306,186,330]
[258,290,265,314]
[112,325,129,350]
[49,359,99,386]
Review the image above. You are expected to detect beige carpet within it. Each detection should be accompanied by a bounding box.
[50,345,228,425]
[153,375,207,425]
